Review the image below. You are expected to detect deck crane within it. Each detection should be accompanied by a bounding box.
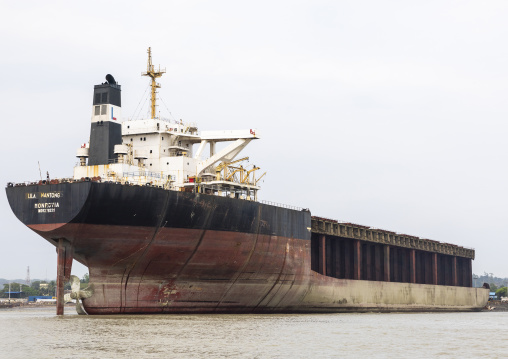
[241,166,261,184]
[215,157,249,181]
[255,172,266,185]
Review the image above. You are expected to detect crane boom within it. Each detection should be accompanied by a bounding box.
[215,157,249,180]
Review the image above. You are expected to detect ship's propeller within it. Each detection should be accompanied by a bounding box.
[63,275,93,315]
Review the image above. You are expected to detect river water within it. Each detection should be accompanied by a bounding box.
[0,307,506,358]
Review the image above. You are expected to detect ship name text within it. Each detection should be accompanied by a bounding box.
[26,192,64,200]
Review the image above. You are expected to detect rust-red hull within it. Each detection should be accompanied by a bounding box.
[29,223,488,314]
[9,182,488,313]
[30,223,312,313]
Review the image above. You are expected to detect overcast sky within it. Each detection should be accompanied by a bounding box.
[0,1,507,281]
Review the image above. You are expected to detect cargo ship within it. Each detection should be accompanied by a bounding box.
[6,48,489,315]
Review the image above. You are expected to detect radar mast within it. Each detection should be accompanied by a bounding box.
[142,47,166,119]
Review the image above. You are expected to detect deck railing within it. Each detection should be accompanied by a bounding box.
[261,200,305,211]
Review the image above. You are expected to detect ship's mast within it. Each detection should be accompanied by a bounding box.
[142,47,166,119]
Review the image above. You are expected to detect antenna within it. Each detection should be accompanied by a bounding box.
[38,161,42,181]
[141,47,166,119]
[26,266,31,286]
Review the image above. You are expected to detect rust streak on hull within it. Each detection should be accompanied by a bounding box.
[31,223,488,314]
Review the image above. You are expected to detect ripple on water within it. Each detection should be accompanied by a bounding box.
[0,308,507,359]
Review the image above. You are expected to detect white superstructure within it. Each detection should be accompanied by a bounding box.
[74,49,263,201]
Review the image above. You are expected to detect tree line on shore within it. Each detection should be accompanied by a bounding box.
[1,272,506,298]
[473,272,507,298]
[0,273,89,298]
